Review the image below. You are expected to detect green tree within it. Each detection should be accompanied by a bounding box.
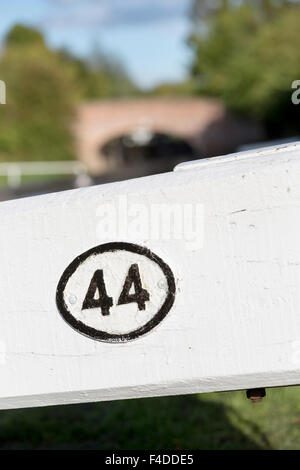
[191,0,295,21]
[222,7,300,135]
[59,46,138,100]
[189,1,300,136]
[189,4,262,94]
[149,80,196,97]
[0,25,138,162]
[4,24,46,48]
[0,25,78,161]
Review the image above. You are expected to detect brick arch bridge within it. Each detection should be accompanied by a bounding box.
[73,98,263,174]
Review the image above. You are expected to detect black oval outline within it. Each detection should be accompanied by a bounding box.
[56,242,176,343]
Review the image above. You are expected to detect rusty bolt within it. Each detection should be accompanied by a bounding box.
[246,388,266,403]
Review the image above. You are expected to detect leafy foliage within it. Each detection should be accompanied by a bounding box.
[149,80,196,97]
[0,25,138,162]
[59,46,138,100]
[4,24,46,48]
[0,26,77,161]
[189,0,300,135]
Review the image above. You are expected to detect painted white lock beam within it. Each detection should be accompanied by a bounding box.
[0,141,300,409]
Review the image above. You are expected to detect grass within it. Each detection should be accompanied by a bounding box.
[0,174,69,187]
[0,387,299,449]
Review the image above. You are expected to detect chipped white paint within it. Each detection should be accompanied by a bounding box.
[1,142,300,409]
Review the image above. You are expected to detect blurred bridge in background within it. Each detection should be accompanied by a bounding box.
[0,98,264,202]
[74,98,264,175]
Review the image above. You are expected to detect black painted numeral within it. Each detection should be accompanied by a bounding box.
[117,264,150,311]
[82,269,113,316]
[82,264,150,315]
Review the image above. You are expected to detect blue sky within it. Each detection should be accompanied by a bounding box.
[0,0,193,89]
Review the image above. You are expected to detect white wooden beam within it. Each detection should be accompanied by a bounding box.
[1,141,300,409]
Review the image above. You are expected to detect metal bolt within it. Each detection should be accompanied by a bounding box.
[246,388,266,403]
[158,278,166,289]
[68,294,77,305]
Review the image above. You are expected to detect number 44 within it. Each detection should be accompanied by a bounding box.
[82,264,150,316]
